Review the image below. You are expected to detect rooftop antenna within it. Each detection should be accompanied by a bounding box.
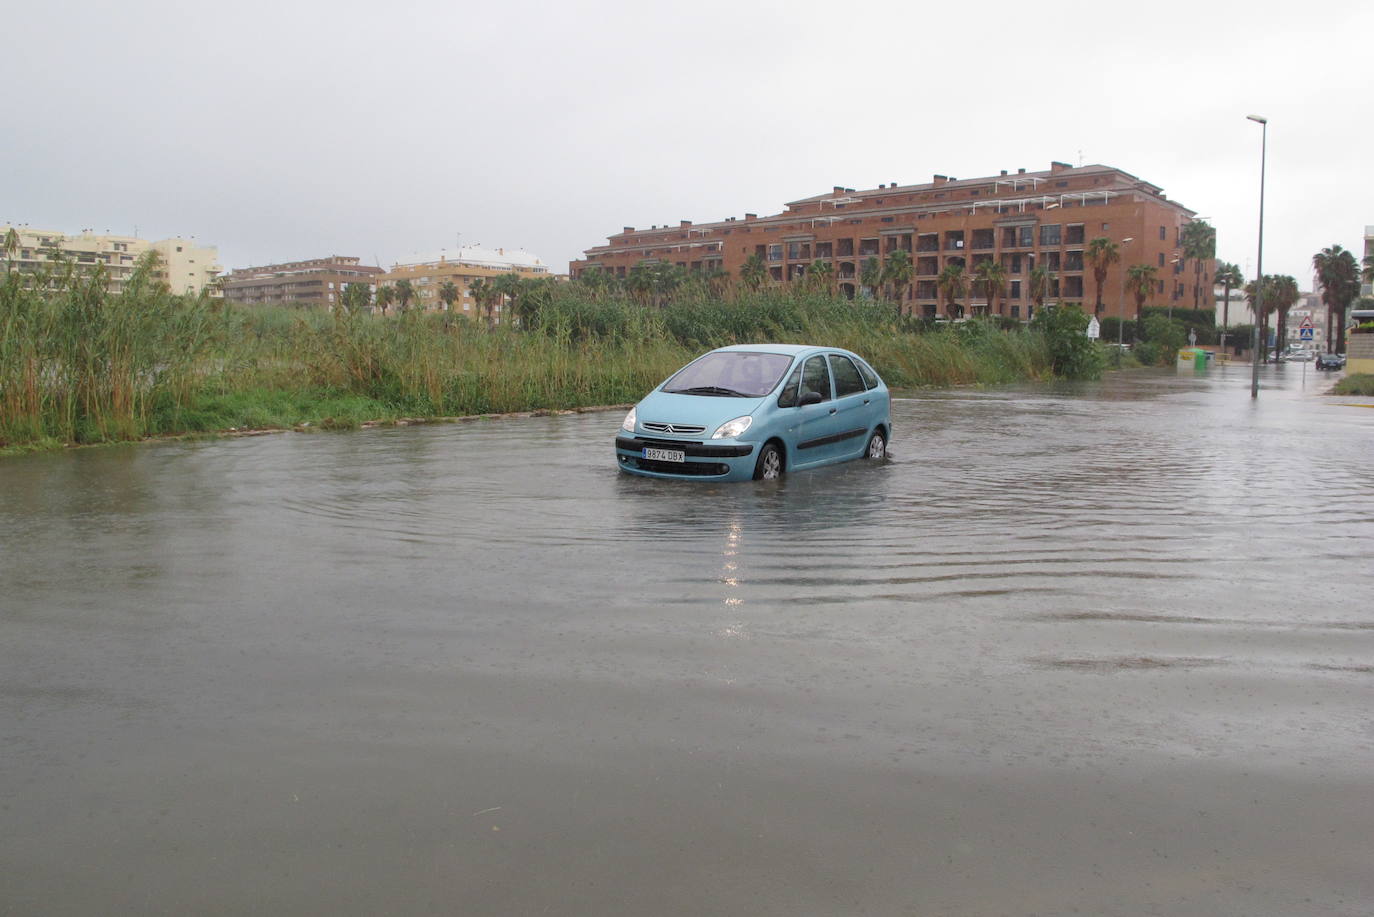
[1077,150,1084,167]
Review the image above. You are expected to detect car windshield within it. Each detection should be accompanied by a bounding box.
[662,351,794,398]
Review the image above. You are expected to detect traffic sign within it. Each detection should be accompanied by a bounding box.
[1300,327,1314,340]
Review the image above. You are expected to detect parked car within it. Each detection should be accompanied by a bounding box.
[615,344,892,481]
[1315,353,1345,370]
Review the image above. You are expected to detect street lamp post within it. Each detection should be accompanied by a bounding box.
[1116,237,1134,366]
[1248,114,1267,399]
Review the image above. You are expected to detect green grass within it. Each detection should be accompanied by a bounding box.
[1332,373,1374,396]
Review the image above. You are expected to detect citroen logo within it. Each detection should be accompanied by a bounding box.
[664,424,677,434]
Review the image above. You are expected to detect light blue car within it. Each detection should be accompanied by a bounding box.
[615,344,892,481]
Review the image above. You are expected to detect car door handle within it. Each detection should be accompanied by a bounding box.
[829,408,837,414]
[863,399,870,404]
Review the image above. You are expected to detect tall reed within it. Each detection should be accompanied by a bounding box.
[2,273,1061,452]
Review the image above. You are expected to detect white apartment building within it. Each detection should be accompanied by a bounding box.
[152,237,221,295]
[1,225,221,295]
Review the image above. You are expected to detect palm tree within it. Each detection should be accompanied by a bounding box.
[468,278,492,323]
[1180,220,1217,309]
[3,227,19,272]
[1125,264,1158,327]
[881,251,913,308]
[578,265,611,294]
[393,278,416,312]
[1244,274,1300,360]
[1213,262,1244,331]
[626,262,656,305]
[1028,264,1054,313]
[704,267,731,298]
[651,262,687,306]
[972,260,1007,316]
[936,262,967,318]
[1312,245,1361,354]
[437,280,459,312]
[1085,237,1121,316]
[342,282,372,314]
[860,257,882,299]
[375,284,394,315]
[491,273,523,323]
[1269,274,1301,354]
[739,254,766,291]
[808,259,835,295]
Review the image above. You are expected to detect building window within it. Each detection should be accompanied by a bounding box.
[1039,224,1061,246]
[1159,226,1167,240]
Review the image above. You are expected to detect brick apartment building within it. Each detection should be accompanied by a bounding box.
[572,161,1214,319]
[221,256,383,308]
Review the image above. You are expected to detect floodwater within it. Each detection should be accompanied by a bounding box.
[2,363,1372,916]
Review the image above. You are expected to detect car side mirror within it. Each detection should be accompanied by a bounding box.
[798,391,823,407]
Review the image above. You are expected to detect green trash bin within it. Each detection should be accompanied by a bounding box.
[1194,350,1207,371]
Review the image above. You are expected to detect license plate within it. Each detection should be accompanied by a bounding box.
[643,447,685,462]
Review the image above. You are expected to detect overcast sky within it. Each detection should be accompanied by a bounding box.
[4,0,1371,288]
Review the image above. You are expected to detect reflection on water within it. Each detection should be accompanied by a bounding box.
[2,363,1373,916]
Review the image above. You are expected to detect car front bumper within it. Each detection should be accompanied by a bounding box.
[614,435,758,482]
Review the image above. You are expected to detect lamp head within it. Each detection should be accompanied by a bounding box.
[1246,114,1267,124]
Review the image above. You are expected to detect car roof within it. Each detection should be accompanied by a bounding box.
[712,343,849,357]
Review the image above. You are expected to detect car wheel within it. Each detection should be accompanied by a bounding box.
[864,430,886,460]
[753,442,783,480]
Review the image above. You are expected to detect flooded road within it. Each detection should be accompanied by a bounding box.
[3,363,1372,916]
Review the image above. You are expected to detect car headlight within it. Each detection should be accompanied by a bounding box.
[711,415,752,439]
[621,406,637,433]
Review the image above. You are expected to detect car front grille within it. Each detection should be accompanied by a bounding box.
[642,421,707,435]
[631,457,730,476]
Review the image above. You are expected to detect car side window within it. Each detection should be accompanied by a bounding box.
[800,356,831,402]
[829,355,866,398]
[854,358,881,389]
[776,364,803,407]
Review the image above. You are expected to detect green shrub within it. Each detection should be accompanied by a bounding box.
[1028,305,1104,380]
[1142,315,1187,363]
[1133,341,1163,366]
